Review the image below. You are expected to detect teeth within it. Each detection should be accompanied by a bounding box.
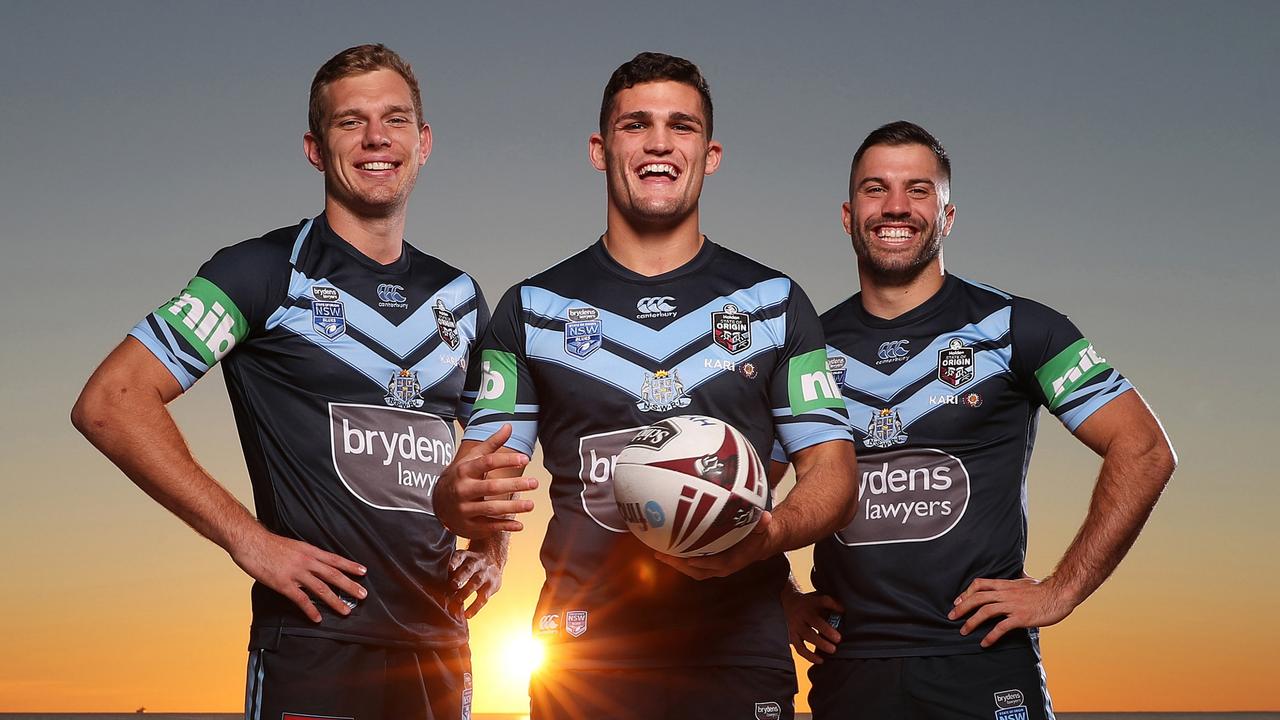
[640,163,677,178]
[360,162,394,170]
[877,227,913,239]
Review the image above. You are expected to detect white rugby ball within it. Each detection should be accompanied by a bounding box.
[613,415,768,557]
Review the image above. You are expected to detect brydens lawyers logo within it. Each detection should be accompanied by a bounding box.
[284,714,353,720]
[755,701,783,720]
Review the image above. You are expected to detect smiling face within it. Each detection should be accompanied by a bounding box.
[844,143,955,282]
[304,68,431,218]
[589,80,722,229]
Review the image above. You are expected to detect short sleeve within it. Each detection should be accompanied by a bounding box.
[455,277,491,425]
[1011,298,1134,432]
[768,280,853,457]
[461,283,540,455]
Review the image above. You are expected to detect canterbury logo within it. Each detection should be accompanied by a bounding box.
[377,284,406,303]
[878,339,910,360]
[636,296,677,314]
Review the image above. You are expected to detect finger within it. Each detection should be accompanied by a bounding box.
[795,642,823,664]
[465,452,532,479]
[464,586,493,618]
[464,516,526,534]
[448,551,466,572]
[981,617,1019,648]
[465,423,513,457]
[312,562,369,601]
[959,603,1004,636]
[949,590,999,619]
[450,560,479,591]
[299,574,353,616]
[280,584,323,623]
[800,625,837,654]
[461,498,535,517]
[478,475,539,497]
[809,615,841,644]
[953,577,1007,605]
[306,546,367,576]
[816,595,846,614]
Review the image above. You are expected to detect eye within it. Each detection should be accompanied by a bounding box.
[387,116,411,126]
[672,123,693,133]
[624,121,646,131]
[863,185,886,196]
[338,119,361,129]
[908,187,930,198]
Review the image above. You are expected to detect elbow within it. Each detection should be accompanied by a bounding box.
[70,385,107,441]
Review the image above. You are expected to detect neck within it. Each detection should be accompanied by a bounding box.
[323,198,408,265]
[601,205,704,276]
[857,256,946,320]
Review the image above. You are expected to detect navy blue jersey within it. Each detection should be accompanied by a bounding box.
[783,274,1132,658]
[462,238,852,670]
[130,215,488,649]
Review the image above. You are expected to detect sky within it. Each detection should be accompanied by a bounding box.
[1,0,1278,713]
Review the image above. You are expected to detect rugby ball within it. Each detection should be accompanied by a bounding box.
[613,415,768,557]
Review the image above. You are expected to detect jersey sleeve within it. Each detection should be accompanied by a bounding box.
[128,235,291,390]
[455,276,491,425]
[1010,297,1134,432]
[461,283,539,455]
[769,280,853,457]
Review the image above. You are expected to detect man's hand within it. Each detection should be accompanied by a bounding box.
[782,589,844,664]
[228,526,368,623]
[654,512,779,580]
[447,548,502,619]
[433,425,538,538]
[948,575,1077,647]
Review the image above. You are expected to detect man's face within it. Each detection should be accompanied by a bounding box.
[843,143,955,280]
[304,69,431,217]
[589,81,722,227]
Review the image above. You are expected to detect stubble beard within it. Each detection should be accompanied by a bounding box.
[852,221,944,285]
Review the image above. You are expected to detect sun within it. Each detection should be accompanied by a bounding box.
[501,633,546,679]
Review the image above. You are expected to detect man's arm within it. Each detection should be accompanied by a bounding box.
[658,438,857,580]
[445,456,528,618]
[433,433,538,538]
[949,390,1176,645]
[71,338,368,622]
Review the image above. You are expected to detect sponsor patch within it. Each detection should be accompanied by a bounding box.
[754,701,783,720]
[330,403,455,515]
[565,610,588,637]
[739,361,758,379]
[835,447,970,546]
[565,306,602,358]
[788,349,844,414]
[827,356,847,386]
[1036,338,1111,410]
[643,500,666,528]
[578,427,644,531]
[636,296,677,319]
[462,671,473,720]
[159,276,249,363]
[384,369,425,409]
[377,282,408,308]
[964,392,983,408]
[433,299,460,350]
[637,369,691,412]
[995,708,1029,720]
[938,338,975,388]
[311,286,339,301]
[877,339,910,365]
[474,350,518,413]
[864,408,907,449]
[311,298,346,340]
[712,303,752,354]
[994,690,1026,709]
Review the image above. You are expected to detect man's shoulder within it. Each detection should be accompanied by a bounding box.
[205,219,308,274]
[708,241,791,285]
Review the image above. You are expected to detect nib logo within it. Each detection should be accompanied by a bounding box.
[161,276,247,365]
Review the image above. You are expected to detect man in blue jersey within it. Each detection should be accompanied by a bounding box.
[72,44,524,719]
[433,52,858,720]
[780,121,1177,719]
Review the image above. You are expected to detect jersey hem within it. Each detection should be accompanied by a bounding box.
[248,623,469,651]
[830,632,1031,659]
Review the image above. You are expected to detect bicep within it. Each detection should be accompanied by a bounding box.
[1070,389,1166,458]
[80,337,185,409]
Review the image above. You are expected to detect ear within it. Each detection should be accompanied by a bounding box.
[703,139,723,176]
[941,203,956,237]
[841,201,853,236]
[589,133,607,172]
[304,131,325,172]
[418,123,433,166]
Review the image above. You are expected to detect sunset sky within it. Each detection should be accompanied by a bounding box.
[2,0,1278,713]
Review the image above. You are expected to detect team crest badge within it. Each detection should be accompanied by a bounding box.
[938,338,975,388]
[637,369,692,412]
[864,408,908,448]
[712,303,752,354]
[565,610,588,637]
[310,286,345,340]
[827,356,847,387]
[564,307,602,359]
[433,300,460,350]
[384,369,425,409]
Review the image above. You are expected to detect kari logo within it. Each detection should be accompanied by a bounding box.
[377,283,407,307]
[836,448,970,546]
[160,276,248,364]
[636,296,677,318]
[474,350,517,413]
[565,610,588,637]
[330,403,455,515]
[433,299,460,350]
[565,307,602,358]
[877,339,910,364]
[754,701,783,720]
[1036,339,1111,409]
[938,338,975,388]
[712,303,752,353]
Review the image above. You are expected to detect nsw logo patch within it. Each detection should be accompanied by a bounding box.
[564,307,602,358]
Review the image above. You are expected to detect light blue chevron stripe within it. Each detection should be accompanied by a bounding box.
[837,306,1013,401]
[289,218,314,265]
[522,278,791,361]
[463,416,538,455]
[522,341,643,398]
[152,312,212,375]
[1058,374,1133,431]
[129,320,201,390]
[956,275,1013,300]
[276,270,477,358]
[770,440,787,464]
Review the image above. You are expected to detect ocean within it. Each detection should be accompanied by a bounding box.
[0,707,1274,712]
[1,714,1276,719]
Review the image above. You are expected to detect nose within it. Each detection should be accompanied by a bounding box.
[363,120,392,148]
[643,126,673,155]
[881,187,911,217]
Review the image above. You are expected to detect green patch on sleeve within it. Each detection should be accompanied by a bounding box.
[1035,338,1111,410]
[788,348,844,415]
[157,276,248,365]
[474,349,518,413]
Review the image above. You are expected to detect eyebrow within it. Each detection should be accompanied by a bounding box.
[858,177,938,188]
[614,110,705,127]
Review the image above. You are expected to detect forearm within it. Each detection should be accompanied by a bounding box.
[770,440,858,553]
[1048,434,1175,605]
